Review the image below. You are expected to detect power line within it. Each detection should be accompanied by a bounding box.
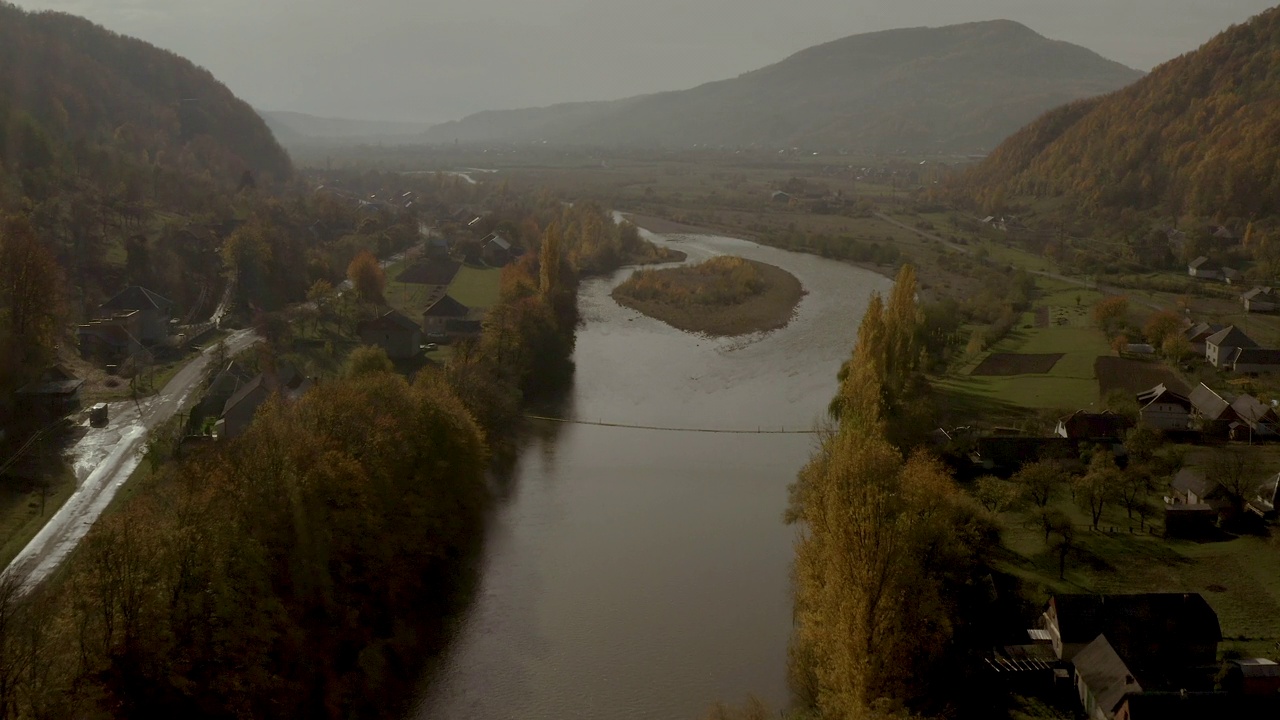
[523,414,819,435]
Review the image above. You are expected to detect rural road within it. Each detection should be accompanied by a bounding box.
[875,211,1172,312]
[3,328,260,593]
[4,242,411,594]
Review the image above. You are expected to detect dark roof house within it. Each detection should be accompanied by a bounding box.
[16,366,85,420]
[1073,635,1142,720]
[1188,383,1236,422]
[99,285,174,313]
[1043,593,1221,667]
[1056,410,1133,441]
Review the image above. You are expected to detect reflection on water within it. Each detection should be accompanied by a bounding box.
[411,230,890,720]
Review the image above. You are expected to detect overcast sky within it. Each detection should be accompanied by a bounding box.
[17,0,1279,123]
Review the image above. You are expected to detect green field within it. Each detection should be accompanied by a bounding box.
[941,313,1112,413]
[448,266,501,309]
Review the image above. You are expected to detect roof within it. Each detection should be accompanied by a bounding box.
[360,309,420,334]
[17,366,84,396]
[1241,287,1273,301]
[1185,322,1224,343]
[1250,474,1279,515]
[1059,410,1132,439]
[1234,658,1280,677]
[1222,267,1241,280]
[1125,343,1156,354]
[1230,348,1280,368]
[1229,394,1278,425]
[1204,325,1258,349]
[1171,468,1221,499]
[483,233,511,251]
[1050,593,1222,647]
[1188,256,1214,269]
[1137,384,1191,410]
[99,285,174,312]
[1189,383,1234,420]
[222,375,269,418]
[1073,635,1141,715]
[423,294,471,319]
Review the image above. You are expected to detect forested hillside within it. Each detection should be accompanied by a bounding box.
[423,20,1142,152]
[962,6,1280,219]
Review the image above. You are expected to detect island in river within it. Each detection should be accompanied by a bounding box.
[612,255,804,336]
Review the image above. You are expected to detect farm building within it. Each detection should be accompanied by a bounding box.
[1073,635,1141,720]
[1241,287,1277,313]
[1135,384,1191,432]
[1187,256,1222,280]
[1188,383,1238,436]
[357,309,422,360]
[1224,347,1280,375]
[1228,395,1280,439]
[1184,322,1224,355]
[1039,593,1221,667]
[15,366,84,422]
[1247,474,1278,520]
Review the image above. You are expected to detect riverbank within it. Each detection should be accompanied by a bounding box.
[612,256,804,336]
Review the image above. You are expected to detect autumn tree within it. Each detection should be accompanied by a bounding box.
[1093,295,1129,331]
[346,250,385,304]
[345,345,394,378]
[1143,310,1183,347]
[1161,333,1194,363]
[0,215,63,381]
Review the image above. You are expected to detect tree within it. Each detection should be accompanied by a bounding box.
[1074,453,1120,529]
[1125,425,1163,464]
[346,250,385,304]
[1207,447,1262,515]
[1161,333,1194,363]
[345,345,394,378]
[1144,310,1183,347]
[1052,522,1076,580]
[1116,465,1156,520]
[1093,296,1129,330]
[1015,461,1066,508]
[975,476,1021,513]
[0,215,63,377]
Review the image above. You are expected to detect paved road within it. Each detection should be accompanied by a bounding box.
[3,329,260,593]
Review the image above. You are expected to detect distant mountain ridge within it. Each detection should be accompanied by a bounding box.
[962,7,1280,219]
[422,20,1144,152]
[0,3,291,200]
[260,111,437,141]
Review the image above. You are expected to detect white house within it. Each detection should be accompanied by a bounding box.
[1204,326,1258,368]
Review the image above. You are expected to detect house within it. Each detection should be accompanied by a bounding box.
[77,311,146,362]
[1055,411,1133,441]
[1124,343,1155,356]
[1204,326,1258,368]
[357,309,422,360]
[1241,287,1277,313]
[1222,267,1241,285]
[1224,347,1280,375]
[1246,473,1278,520]
[15,366,84,421]
[770,190,793,203]
[1227,394,1279,439]
[1040,593,1221,667]
[481,233,514,266]
[426,235,451,258]
[1184,322,1225,355]
[1222,658,1280,696]
[422,295,472,337]
[1187,257,1221,280]
[1166,469,1232,514]
[215,375,271,440]
[1073,635,1141,720]
[1188,383,1238,436]
[1135,384,1191,432]
[97,286,174,344]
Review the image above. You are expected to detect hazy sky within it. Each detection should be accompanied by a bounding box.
[17,0,1280,123]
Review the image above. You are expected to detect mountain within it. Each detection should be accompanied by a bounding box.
[422,20,1143,152]
[260,111,437,142]
[963,7,1280,220]
[0,3,292,203]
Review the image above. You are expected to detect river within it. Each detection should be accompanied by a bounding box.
[410,228,891,720]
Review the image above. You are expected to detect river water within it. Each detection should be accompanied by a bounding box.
[410,229,890,720]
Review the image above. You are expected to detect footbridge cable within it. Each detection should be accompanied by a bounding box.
[523,414,820,435]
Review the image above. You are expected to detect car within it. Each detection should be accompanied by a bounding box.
[89,403,109,428]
